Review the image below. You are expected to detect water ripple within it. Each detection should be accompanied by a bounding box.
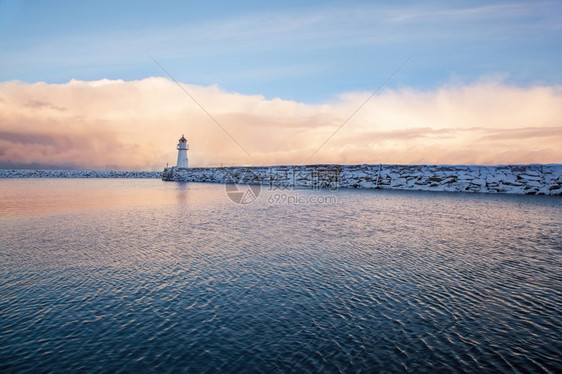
[1,181,561,372]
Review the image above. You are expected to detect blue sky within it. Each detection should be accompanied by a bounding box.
[1,0,561,102]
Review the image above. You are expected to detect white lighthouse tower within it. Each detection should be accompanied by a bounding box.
[176,134,189,169]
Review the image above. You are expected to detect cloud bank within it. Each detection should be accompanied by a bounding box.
[0,78,560,170]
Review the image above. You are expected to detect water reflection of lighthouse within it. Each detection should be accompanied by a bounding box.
[177,134,189,169]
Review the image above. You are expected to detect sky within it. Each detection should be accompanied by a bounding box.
[0,0,561,170]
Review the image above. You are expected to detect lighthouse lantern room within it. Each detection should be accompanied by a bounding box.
[176,134,189,169]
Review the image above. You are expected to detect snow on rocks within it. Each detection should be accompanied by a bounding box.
[164,164,562,196]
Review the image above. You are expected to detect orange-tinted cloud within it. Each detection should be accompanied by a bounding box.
[0,78,560,170]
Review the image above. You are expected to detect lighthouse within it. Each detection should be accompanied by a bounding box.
[176,134,189,169]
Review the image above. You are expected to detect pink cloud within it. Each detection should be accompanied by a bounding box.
[0,78,560,170]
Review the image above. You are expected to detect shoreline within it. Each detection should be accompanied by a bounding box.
[1,163,561,195]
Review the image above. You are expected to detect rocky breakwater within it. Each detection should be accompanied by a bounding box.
[163,164,562,195]
[0,169,162,178]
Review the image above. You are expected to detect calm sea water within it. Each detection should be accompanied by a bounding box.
[1,179,561,373]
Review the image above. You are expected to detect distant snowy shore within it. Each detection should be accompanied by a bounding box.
[163,164,562,196]
[0,169,162,178]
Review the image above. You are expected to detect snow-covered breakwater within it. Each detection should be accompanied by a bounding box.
[0,169,162,178]
[163,164,562,195]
